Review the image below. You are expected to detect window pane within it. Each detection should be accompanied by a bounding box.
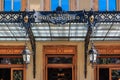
[48,68,72,80]
[13,70,23,80]
[4,0,12,11]
[109,0,116,11]
[14,0,21,11]
[51,0,69,11]
[0,58,23,64]
[98,58,120,64]
[98,0,107,11]
[48,56,72,64]
[99,68,109,80]
[112,70,120,80]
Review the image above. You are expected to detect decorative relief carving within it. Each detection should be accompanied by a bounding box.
[44,45,76,54]
[57,48,63,53]
[96,45,120,54]
[0,46,24,54]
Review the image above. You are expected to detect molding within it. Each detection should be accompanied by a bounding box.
[0,45,24,54]
[43,45,77,54]
[96,45,120,54]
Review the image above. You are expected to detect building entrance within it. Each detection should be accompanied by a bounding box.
[95,45,120,80]
[43,45,77,80]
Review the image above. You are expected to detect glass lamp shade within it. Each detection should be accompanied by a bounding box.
[22,47,31,64]
[89,48,98,63]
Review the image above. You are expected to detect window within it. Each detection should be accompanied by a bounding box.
[4,0,21,11]
[44,0,76,11]
[51,0,69,11]
[14,0,21,11]
[98,0,116,11]
[4,0,27,11]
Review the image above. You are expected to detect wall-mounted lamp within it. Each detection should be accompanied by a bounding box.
[89,43,98,64]
[22,46,31,64]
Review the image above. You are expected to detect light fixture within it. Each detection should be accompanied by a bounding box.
[89,42,98,65]
[22,46,31,64]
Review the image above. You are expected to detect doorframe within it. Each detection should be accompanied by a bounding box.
[95,45,120,80]
[0,45,26,80]
[11,68,26,80]
[43,45,77,80]
[109,68,120,80]
[95,64,120,80]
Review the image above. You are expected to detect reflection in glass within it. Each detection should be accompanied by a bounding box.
[48,57,72,64]
[0,69,10,80]
[48,68,72,80]
[0,58,23,64]
[13,70,23,80]
[99,68,109,80]
[98,58,120,64]
[112,70,120,80]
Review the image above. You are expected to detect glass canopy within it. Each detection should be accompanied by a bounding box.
[0,23,119,41]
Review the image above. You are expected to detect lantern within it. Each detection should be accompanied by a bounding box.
[89,48,98,63]
[22,47,31,64]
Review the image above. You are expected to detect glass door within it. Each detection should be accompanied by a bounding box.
[48,68,72,80]
[110,68,120,80]
[0,68,10,80]
[45,55,75,80]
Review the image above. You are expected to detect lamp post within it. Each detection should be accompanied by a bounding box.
[22,47,31,64]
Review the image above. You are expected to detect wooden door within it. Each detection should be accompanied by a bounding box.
[43,45,77,80]
[46,55,75,80]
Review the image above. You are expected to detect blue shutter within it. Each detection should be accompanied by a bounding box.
[98,0,107,11]
[4,0,12,11]
[51,0,59,11]
[14,0,21,11]
[109,0,116,11]
[61,0,69,11]
[4,0,21,11]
